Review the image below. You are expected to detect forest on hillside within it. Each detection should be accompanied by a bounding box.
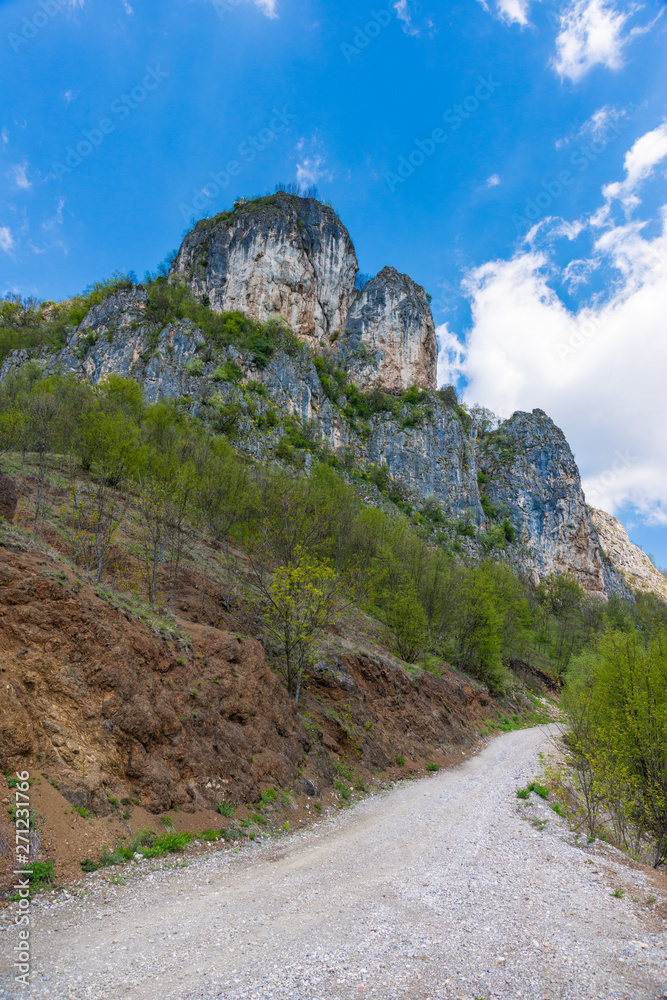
[1,355,666,867]
[1,273,666,869]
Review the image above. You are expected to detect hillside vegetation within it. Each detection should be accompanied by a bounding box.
[2,273,667,872]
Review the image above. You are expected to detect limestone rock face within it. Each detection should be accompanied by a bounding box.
[478,409,609,593]
[340,267,437,392]
[590,507,667,601]
[171,193,358,349]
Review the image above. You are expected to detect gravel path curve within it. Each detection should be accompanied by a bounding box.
[2,724,665,1000]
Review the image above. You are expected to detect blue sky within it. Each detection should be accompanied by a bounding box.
[1,0,666,562]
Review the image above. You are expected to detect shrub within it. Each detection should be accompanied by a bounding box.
[185,358,204,376]
[99,845,124,867]
[80,859,98,872]
[211,359,243,383]
[25,861,55,887]
[201,828,224,841]
[142,830,192,857]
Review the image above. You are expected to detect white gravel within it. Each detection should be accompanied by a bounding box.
[1,724,666,1000]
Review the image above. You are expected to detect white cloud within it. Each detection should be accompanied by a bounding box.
[296,156,333,188]
[10,162,31,190]
[586,104,625,140]
[1,128,8,148]
[496,0,533,26]
[62,89,78,104]
[436,322,467,387]
[393,0,419,35]
[210,0,278,19]
[439,127,667,525]
[476,0,539,26]
[121,0,134,12]
[551,0,634,83]
[486,173,501,187]
[557,104,628,148]
[602,121,667,212]
[254,0,278,17]
[295,135,333,189]
[42,198,65,232]
[0,227,14,253]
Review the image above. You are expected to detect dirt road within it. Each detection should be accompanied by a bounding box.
[1,725,665,999]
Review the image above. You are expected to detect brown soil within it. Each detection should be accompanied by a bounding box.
[0,538,493,894]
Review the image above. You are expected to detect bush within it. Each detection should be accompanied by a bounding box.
[211,359,243,383]
[24,861,55,887]
[185,358,204,376]
[142,830,192,857]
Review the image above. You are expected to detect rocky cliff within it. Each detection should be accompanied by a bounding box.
[477,409,610,594]
[0,193,656,600]
[338,267,437,392]
[589,508,667,601]
[171,193,358,350]
[170,193,436,390]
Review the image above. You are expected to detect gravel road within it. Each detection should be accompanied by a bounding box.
[2,724,665,1000]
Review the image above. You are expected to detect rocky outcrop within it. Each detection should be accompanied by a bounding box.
[171,195,439,391]
[0,318,625,596]
[0,194,654,600]
[339,267,437,391]
[171,193,359,349]
[478,409,609,593]
[590,507,667,601]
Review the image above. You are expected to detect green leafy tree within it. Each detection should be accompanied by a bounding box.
[385,586,427,663]
[260,547,342,703]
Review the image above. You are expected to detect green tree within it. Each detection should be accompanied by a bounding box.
[385,586,427,663]
[260,547,342,703]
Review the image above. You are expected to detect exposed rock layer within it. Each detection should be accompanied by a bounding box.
[589,507,667,601]
[171,194,359,349]
[478,409,609,593]
[340,266,437,391]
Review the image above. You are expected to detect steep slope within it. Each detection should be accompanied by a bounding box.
[338,266,437,391]
[0,536,496,889]
[477,409,610,594]
[171,193,359,349]
[589,507,667,601]
[0,192,656,599]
